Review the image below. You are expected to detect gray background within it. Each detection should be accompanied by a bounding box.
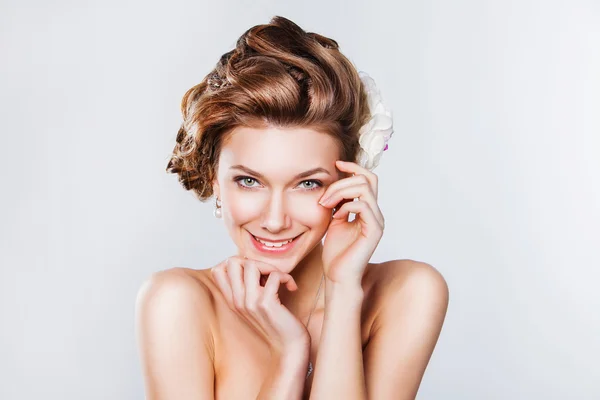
[1,0,599,399]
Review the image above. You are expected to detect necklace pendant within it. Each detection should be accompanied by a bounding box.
[306,361,313,378]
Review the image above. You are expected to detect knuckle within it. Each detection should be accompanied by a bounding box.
[225,257,236,267]
[212,264,225,274]
[228,255,243,264]
[246,301,258,313]
[243,261,255,273]
[233,298,245,311]
[258,299,269,311]
[357,174,369,184]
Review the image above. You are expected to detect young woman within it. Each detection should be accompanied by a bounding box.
[135,16,449,400]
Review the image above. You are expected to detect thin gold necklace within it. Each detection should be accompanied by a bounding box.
[304,272,324,379]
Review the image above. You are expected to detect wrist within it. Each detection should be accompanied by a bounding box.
[258,345,309,400]
[272,345,310,373]
[325,279,364,304]
[271,339,310,363]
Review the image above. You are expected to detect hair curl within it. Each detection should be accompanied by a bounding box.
[165,15,371,202]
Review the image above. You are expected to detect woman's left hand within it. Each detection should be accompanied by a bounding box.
[319,160,385,286]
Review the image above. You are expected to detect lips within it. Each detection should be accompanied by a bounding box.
[248,231,303,254]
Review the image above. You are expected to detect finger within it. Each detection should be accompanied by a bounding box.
[333,198,354,216]
[226,258,246,311]
[332,199,385,234]
[322,181,373,207]
[241,258,298,292]
[335,160,379,199]
[260,272,283,321]
[239,260,271,338]
[238,256,280,275]
[324,183,384,226]
[229,255,276,286]
[210,262,234,306]
[243,260,261,304]
[257,271,300,343]
[319,174,371,205]
[262,271,298,302]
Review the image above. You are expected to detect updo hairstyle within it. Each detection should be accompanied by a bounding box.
[166,15,371,201]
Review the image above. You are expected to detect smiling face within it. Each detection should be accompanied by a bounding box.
[212,124,342,273]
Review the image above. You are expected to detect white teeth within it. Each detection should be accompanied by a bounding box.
[254,236,293,247]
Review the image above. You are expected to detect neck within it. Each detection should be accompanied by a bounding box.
[279,240,325,320]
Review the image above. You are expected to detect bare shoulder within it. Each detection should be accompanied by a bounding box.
[135,267,218,398]
[135,266,218,345]
[378,259,447,288]
[365,259,449,313]
[136,267,216,315]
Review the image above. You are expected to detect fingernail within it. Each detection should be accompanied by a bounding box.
[319,197,329,205]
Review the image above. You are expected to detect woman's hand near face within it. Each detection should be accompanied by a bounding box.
[211,256,310,357]
[319,160,385,286]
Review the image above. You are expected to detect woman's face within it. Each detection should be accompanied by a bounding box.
[213,124,341,274]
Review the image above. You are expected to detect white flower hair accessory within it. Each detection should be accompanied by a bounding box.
[356,71,394,171]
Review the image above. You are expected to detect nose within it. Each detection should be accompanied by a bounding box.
[259,192,291,233]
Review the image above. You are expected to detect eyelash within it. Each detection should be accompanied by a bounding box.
[233,176,324,191]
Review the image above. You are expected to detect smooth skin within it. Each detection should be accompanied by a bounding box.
[135,125,449,399]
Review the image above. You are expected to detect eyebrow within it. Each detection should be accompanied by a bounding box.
[229,164,331,180]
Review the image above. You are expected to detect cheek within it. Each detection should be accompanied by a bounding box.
[288,195,332,229]
[222,188,332,228]
[223,192,263,225]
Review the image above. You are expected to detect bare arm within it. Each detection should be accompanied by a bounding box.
[309,260,449,400]
[135,268,216,400]
[309,280,366,399]
[256,345,310,400]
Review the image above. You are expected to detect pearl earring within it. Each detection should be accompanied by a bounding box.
[213,197,222,219]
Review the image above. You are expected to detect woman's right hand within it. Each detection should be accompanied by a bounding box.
[210,256,310,356]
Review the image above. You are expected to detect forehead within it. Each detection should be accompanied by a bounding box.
[219,125,340,171]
